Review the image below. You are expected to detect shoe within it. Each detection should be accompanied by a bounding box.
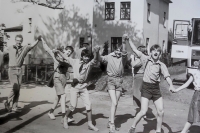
[4,101,10,112]
[68,117,75,123]
[61,117,75,124]
[107,121,119,131]
[16,106,22,109]
[88,125,99,131]
[109,123,115,133]
[128,127,136,133]
[48,112,56,120]
[12,108,21,113]
[107,121,111,128]
[63,119,69,129]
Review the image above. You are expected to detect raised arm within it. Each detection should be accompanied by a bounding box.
[174,76,193,92]
[89,45,100,65]
[30,36,42,48]
[128,39,141,57]
[41,38,54,58]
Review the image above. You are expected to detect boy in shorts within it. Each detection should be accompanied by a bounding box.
[98,34,128,133]
[127,37,175,133]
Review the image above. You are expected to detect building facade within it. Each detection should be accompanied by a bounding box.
[0,0,172,63]
[93,0,172,55]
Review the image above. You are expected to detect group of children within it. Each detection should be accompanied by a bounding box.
[2,34,200,133]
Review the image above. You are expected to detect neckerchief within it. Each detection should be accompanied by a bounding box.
[13,45,23,57]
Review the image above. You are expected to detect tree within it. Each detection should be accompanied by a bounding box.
[11,0,64,9]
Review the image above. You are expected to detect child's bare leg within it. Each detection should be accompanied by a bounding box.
[108,90,121,123]
[60,94,68,129]
[181,122,192,133]
[51,95,60,111]
[131,97,149,128]
[87,110,99,131]
[154,97,164,132]
[80,89,98,131]
[48,95,60,120]
[108,89,118,124]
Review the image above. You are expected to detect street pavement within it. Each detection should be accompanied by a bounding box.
[0,83,200,133]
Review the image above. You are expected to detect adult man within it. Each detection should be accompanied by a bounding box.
[4,34,41,112]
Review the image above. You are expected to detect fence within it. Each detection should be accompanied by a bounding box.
[0,57,54,84]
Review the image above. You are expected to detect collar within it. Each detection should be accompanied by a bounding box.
[79,59,87,64]
[110,52,121,58]
[13,45,23,49]
[148,58,161,65]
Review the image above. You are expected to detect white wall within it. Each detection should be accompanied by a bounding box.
[143,0,170,53]
[93,0,144,55]
[158,0,169,52]
[0,0,94,61]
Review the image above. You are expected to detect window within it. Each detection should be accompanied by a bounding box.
[111,37,122,52]
[146,38,150,53]
[105,2,115,20]
[163,40,165,52]
[79,37,84,48]
[147,3,151,22]
[120,2,131,20]
[163,12,166,28]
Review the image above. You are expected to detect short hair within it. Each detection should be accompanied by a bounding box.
[15,34,23,41]
[81,49,90,58]
[137,46,148,55]
[115,43,123,52]
[65,46,74,54]
[150,44,161,53]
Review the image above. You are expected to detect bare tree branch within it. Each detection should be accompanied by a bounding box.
[11,0,64,9]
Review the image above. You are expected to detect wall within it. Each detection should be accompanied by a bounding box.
[93,0,144,55]
[158,0,169,53]
[143,0,160,53]
[143,0,170,53]
[0,0,94,63]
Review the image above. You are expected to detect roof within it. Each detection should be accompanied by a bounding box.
[162,0,173,3]
[4,26,23,32]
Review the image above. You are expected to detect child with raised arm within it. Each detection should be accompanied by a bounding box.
[41,38,74,128]
[56,46,100,131]
[98,34,128,133]
[173,65,200,133]
[127,37,175,133]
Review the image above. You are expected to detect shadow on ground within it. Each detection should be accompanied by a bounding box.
[0,100,51,125]
[67,107,108,127]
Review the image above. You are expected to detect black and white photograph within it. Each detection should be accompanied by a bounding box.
[0,0,200,133]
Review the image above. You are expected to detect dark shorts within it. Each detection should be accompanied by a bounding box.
[141,82,162,102]
[107,76,123,92]
[188,91,200,123]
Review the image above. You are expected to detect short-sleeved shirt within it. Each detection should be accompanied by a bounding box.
[130,54,143,74]
[188,68,200,90]
[101,52,127,78]
[43,45,73,79]
[137,51,170,84]
[7,45,32,67]
[64,57,97,83]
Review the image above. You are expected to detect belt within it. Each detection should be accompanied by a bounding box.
[9,66,21,69]
[55,70,73,73]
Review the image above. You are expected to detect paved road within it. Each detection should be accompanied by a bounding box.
[0,83,199,133]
